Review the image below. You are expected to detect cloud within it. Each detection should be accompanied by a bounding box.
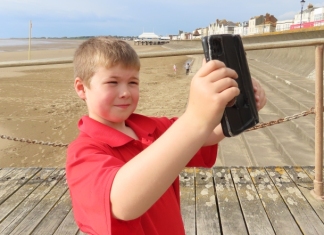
[0,0,134,21]
[2,0,324,38]
[277,11,297,21]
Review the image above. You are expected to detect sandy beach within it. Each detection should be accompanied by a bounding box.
[0,39,202,167]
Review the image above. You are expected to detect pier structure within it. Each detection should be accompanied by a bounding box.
[134,32,170,45]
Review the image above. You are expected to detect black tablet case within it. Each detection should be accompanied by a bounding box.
[201,34,259,137]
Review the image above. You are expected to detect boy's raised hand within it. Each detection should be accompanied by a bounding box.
[185,60,240,131]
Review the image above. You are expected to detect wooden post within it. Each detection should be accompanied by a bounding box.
[311,45,324,200]
[28,20,32,60]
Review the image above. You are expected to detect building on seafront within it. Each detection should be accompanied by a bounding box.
[176,3,324,40]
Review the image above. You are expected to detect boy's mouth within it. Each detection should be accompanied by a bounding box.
[115,104,130,108]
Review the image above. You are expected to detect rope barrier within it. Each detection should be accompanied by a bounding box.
[0,107,318,148]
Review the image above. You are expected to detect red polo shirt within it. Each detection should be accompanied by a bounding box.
[66,114,217,235]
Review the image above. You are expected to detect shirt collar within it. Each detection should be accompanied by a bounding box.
[78,114,156,147]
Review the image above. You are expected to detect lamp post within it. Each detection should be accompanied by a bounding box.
[300,0,306,28]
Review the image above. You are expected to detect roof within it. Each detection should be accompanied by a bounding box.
[138,32,160,39]
[193,29,200,36]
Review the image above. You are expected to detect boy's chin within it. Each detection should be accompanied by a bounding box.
[108,114,133,123]
[90,114,132,125]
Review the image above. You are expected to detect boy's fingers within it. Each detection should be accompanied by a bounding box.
[256,88,267,110]
[211,77,239,93]
[196,60,226,77]
[227,97,237,107]
[218,87,240,106]
[251,77,267,110]
[192,77,239,109]
[198,60,238,81]
[206,67,238,83]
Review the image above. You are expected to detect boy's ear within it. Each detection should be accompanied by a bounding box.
[74,77,86,100]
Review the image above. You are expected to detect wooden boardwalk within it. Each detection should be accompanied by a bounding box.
[0,167,323,235]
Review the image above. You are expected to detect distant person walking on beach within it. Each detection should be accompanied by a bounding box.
[185,62,190,75]
[173,64,177,74]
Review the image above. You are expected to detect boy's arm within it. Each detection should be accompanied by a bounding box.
[110,60,239,221]
[203,77,267,146]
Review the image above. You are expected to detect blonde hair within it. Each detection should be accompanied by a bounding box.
[73,37,140,87]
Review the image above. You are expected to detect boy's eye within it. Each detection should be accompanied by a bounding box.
[130,81,139,85]
[107,81,117,84]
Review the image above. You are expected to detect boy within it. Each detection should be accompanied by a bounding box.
[66,37,266,235]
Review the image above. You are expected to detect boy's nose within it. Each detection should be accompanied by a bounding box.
[120,90,130,98]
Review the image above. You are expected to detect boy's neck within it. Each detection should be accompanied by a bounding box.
[108,120,139,140]
[123,125,139,140]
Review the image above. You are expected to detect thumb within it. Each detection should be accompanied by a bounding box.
[202,58,206,66]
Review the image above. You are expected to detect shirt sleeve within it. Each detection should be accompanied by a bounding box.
[150,116,218,168]
[66,139,141,235]
[186,144,218,167]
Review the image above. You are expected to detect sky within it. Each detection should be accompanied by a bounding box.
[1,0,324,38]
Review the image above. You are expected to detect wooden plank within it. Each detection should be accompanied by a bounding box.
[0,168,40,205]
[195,168,220,235]
[0,168,14,179]
[302,166,324,180]
[0,168,56,223]
[213,167,248,235]
[77,230,88,235]
[286,166,324,224]
[266,166,324,235]
[180,168,196,235]
[0,168,65,234]
[9,171,68,235]
[231,167,275,235]
[248,167,302,235]
[0,166,322,235]
[53,209,80,235]
[31,188,71,234]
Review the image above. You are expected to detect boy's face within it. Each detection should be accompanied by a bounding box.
[76,64,139,127]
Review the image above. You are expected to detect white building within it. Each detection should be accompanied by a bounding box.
[276,20,294,32]
[178,5,324,40]
[248,16,258,35]
[208,19,236,35]
[170,35,179,40]
[248,15,267,35]
[234,22,248,36]
[208,22,216,35]
[201,27,209,38]
[289,4,324,29]
[314,7,324,26]
[294,4,314,24]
